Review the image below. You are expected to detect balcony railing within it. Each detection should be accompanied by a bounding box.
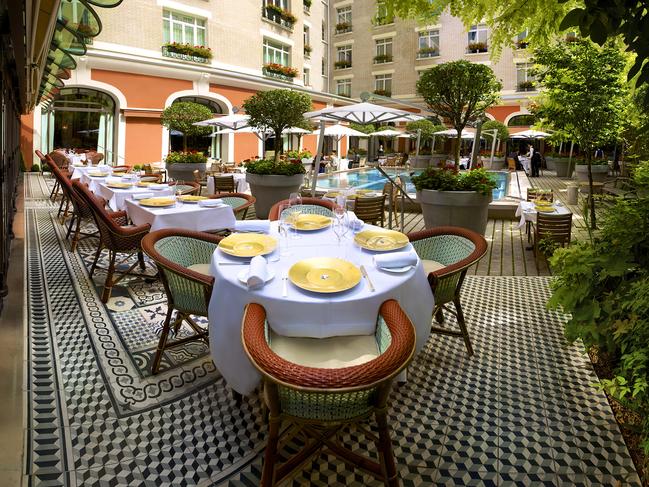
[161,45,210,64]
[417,47,439,59]
[373,54,393,64]
[334,60,352,69]
[262,5,296,30]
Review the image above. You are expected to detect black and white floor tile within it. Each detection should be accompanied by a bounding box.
[23,174,642,486]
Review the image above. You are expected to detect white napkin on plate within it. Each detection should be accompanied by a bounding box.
[373,249,419,269]
[198,199,225,208]
[246,256,267,290]
[133,193,153,200]
[149,183,167,190]
[234,220,270,233]
[346,211,364,231]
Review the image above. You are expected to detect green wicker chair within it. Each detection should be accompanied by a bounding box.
[170,181,200,195]
[268,197,337,221]
[242,299,416,487]
[210,192,256,220]
[408,226,488,356]
[141,229,223,374]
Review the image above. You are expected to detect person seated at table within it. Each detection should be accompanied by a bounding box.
[330,150,339,171]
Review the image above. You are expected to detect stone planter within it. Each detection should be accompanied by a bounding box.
[416,189,493,235]
[246,173,304,219]
[167,162,206,181]
[553,158,574,178]
[409,155,432,169]
[575,164,609,183]
[545,157,556,171]
[484,157,505,170]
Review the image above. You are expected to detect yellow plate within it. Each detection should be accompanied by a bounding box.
[288,257,361,293]
[88,172,109,177]
[138,197,176,208]
[535,205,555,213]
[291,214,332,231]
[137,182,153,187]
[112,172,126,176]
[354,229,409,252]
[218,233,277,258]
[107,182,133,189]
[178,195,208,203]
[324,191,340,198]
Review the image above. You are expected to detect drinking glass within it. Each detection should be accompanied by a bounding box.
[278,203,292,257]
[175,180,184,206]
[288,192,302,238]
[332,209,349,248]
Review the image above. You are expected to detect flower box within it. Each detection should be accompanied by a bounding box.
[373,54,393,64]
[162,44,212,64]
[467,42,488,53]
[335,22,352,34]
[373,89,392,97]
[262,63,297,82]
[264,4,296,29]
[417,47,439,58]
[334,60,352,69]
[518,81,536,91]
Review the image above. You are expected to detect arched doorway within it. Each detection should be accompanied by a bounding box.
[41,87,117,160]
[169,96,224,159]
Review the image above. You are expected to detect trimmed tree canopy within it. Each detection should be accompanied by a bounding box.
[160,102,214,151]
[242,89,312,161]
[481,120,509,142]
[405,119,446,142]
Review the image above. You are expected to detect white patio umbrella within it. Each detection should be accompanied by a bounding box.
[510,129,551,139]
[434,128,478,139]
[304,103,424,195]
[311,123,368,138]
[282,127,312,135]
[368,128,405,137]
[193,114,251,130]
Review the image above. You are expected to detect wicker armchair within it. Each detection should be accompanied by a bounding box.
[212,174,236,194]
[192,169,209,195]
[142,229,223,374]
[408,226,488,355]
[73,180,152,303]
[242,299,416,487]
[354,194,386,227]
[47,150,70,201]
[210,192,256,220]
[533,212,572,259]
[169,181,200,195]
[86,152,104,165]
[268,197,337,221]
[111,165,131,174]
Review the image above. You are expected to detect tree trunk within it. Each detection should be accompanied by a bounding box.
[454,133,462,168]
[274,131,282,163]
[587,152,596,229]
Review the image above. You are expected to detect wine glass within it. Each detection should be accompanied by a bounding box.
[288,192,302,238]
[332,207,349,249]
[175,179,184,206]
[278,203,292,257]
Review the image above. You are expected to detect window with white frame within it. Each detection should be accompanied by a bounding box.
[418,30,439,57]
[322,57,327,76]
[374,73,392,93]
[516,63,536,90]
[336,78,352,97]
[467,24,488,50]
[263,39,290,66]
[375,0,391,23]
[163,10,207,45]
[322,20,326,40]
[304,68,310,86]
[336,6,352,29]
[336,44,352,64]
[304,25,310,46]
[264,0,289,9]
[374,38,393,63]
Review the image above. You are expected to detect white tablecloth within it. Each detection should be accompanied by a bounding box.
[515,200,571,228]
[206,173,248,195]
[97,183,174,211]
[208,223,434,394]
[125,199,236,232]
[519,156,531,173]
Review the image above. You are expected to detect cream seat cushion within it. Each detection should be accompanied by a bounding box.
[422,259,446,274]
[187,263,212,276]
[269,331,379,369]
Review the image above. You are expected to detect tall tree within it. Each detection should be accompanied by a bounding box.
[531,39,627,228]
[243,89,312,162]
[160,102,213,151]
[417,60,501,167]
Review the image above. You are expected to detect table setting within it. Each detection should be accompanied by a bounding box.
[207,203,434,395]
[97,176,174,211]
[206,173,249,194]
[515,199,571,228]
[323,189,383,209]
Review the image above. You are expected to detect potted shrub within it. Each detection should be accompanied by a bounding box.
[160,101,213,151]
[165,151,207,180]
[243,89,312,217]
[334,60,352,69]
[518,80,536,91]
[412,167,496,235]
[575,158,608,183]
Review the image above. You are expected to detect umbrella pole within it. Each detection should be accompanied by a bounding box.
[311,120,326,197]
[490,131,497,165]
[415,129,421,159]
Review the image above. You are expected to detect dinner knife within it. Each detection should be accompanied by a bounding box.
[360,265,375,292]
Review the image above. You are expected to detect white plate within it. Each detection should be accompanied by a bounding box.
[237,269,275,284]
[377,265,414,273]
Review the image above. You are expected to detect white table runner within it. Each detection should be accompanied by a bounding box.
[125,199,236,232]
[208,222,434,394]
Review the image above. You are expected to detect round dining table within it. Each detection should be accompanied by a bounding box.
[207,222,434,395]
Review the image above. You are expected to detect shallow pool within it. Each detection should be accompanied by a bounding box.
[317,168,509,201]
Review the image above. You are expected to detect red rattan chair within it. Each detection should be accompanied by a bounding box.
[141,229,222,374]
[268,197,337,221]
[408,226,488,355]
[242,299,416,486]
[73,180,152,302]
[46,150,71,201]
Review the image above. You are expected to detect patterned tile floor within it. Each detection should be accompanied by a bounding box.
[19,174,642,486]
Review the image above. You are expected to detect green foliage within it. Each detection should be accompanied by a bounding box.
[405,119,445,142]
[633,161,649,188]
[481,120,509,143]
[133,164,142,171]
[417,60,501,166]
[31,163,41,172]
[349,123,377,135]
[19,153,26,172]
[286,149,312,159]
[163,42,212,59]
[243,89,312,162]
[165,151,207,164]
[160,102,213,151]
[411,167,497,195]
[548,196,649,453]
[244,159,306,176]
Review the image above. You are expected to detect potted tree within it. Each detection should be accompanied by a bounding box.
[412,167,496,235]
[417,60,501,168]
[575,158,609,183]
[242,89,312,218]
[160,101,214,180]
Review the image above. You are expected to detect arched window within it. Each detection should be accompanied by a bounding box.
[507,114,536,127]
[169,96,225,158]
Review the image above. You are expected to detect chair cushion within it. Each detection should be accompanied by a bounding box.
[422,259,445,274]
[187,263,212,276]
[270,331,379,369]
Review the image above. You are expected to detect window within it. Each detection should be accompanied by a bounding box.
[322,57,327,76]
[516,63,536,91]
[516,29,529,49]
[374,74,392,95]
[374,38,393,63]
[322,20,326,41]
[265,0,288,9]
[418,30,439,58]
[336,78,352,97]
[263,39,290,66]
[375,0,393,25]
[304,68,310,86]
[336,6,352,32]
[163,10,207,46]
[335,44,352,68]
[304,26,310,46]
[467,24,488,51]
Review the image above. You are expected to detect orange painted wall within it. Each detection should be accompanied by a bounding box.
[209,84,257,108]
[125,118,163,164]
[233,133,259,162]
[339,137,347,156]
[487,105,521,123]
[20,114,34,169]
[91,70,192,108]
[302,134,318,154]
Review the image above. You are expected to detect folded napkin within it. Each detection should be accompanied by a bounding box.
[198,199,225,208]
[132,193,153,200]
[149,183,167,190]
[246,256,267,290]
[346,211,364,232]
[373,249,419,269]
[234,220,270,233]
